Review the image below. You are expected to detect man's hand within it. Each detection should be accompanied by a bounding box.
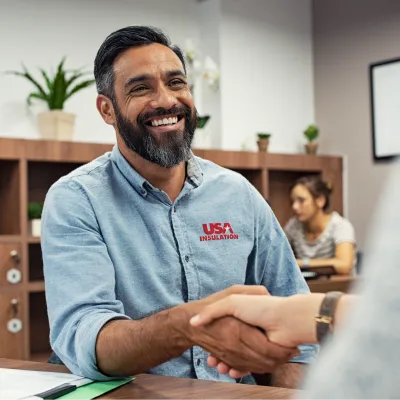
[96,285,269,376]
[176,285,299,375]
[187,315,299,374]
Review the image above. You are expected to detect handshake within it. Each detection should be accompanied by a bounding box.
[181,285,322,379]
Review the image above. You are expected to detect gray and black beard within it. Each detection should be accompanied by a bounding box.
[114,102,197,168]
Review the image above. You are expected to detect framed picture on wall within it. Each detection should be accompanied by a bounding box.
[369,57,400,160]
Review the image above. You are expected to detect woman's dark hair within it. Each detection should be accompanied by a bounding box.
[94,26,186,100]
[292,176,333,211]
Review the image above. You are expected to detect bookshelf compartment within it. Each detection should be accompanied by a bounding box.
[0,160,20,235]
[29,291,51,358]
[28,161,82,204]
[28,243,43,282]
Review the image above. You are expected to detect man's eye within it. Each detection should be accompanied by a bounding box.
[169,79,186,87]
[132,86,148,93]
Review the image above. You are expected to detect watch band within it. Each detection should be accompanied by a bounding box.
[315,291,344,343]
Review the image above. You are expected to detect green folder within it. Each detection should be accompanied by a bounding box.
[58,378,134,399]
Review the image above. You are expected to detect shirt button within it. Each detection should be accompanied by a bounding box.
[173,206,176,212]
[141,189,146,196]
[196,359,201,366]
[185,255,190,262]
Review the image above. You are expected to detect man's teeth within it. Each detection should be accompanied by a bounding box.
[151,116,178,127]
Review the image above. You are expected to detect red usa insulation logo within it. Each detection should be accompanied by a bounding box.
[200,222,239,242]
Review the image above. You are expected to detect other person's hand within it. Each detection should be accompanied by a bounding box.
[190,293,325,347]
[179,286,300,376]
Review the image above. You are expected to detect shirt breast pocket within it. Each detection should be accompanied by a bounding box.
[193,222,253,296]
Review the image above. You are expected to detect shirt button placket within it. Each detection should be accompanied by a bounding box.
[172,204,198,302]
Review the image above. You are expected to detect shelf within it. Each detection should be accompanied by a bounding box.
[28,281,45,292]
[0,137,345,361]
[30,350,52,363]
[28,236,41,243]
[29,291,51,356]
[0,235,21,243]
[0,160,21,235]
[29,243,44,281]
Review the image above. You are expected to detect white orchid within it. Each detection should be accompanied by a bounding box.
[203,56,220,92]
[183,39,220,92]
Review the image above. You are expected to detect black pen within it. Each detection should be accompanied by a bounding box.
[34,383,78,399]
[32,377,92,400]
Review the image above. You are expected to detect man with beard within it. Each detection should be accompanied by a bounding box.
[42,26,317,387]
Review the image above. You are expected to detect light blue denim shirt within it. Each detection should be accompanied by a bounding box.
[42,145,317,383]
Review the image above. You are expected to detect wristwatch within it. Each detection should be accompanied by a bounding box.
[302,257,310,267]
[315,291,344,343]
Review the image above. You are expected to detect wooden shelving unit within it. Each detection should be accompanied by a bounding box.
[0,138,343,361]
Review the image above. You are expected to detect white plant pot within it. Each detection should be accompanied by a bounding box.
[192,127,212,149]
[30,219,41,237]
[37,110,75,141]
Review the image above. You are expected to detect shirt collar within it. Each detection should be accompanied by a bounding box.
[110,145,203,197]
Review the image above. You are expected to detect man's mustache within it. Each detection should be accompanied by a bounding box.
[139,105,191,124]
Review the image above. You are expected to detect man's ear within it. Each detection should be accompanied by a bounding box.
[96,94,116,125]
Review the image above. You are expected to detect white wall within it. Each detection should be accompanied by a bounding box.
[219,0,314,152]
[197,0,222,149]
[0,0,314,154]
[313,0,400,247]
[0,0,198,143]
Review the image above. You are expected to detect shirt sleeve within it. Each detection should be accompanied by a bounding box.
[245,183,318,365]
[42,180,131,380]
[333,217,356,245]
[301,161,400,398]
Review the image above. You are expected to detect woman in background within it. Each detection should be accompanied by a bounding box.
[285,176,356,275]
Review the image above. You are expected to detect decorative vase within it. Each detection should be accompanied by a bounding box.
[30,219,41,237]
[305,142,318,155]
[257,138,269,152]
[37,110,75,141]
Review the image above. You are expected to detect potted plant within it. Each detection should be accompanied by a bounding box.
[197,115,210,129]
[256,133,271,152]
[304,124,319,155]
[28,202,44,237]
[7,57,95,141]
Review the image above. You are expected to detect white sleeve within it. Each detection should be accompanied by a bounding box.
[333,218,356,245]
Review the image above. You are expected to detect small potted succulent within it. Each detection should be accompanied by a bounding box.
[304,124,319,155]
[256,133,271,152]
[28,202,44,237]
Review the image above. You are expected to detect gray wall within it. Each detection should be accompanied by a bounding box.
[313,0,400,247]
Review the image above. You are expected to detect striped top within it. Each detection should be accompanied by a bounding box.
[284,212,356,260]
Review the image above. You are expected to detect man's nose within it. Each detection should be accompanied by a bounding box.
[150,85,177,110]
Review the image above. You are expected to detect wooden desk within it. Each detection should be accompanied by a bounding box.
[308,276,358,293]
[0,358,300,399]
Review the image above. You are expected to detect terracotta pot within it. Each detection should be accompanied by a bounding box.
[37,110,75,141]
[305,142,318,155]
[257,138,269,152]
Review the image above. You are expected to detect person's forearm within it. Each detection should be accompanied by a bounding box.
[297,258,352,274]
[96,305,192,376]
[281,294,356,344]
[270,363,304,388]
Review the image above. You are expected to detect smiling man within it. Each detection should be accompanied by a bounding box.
[42,26,317,387]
